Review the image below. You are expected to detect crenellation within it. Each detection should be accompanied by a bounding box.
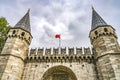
[26,47,94,63]
[84,47,92,55]
[76,47,83,56]
[28,47,93,57]
[7,28,32,45]
[89,26,117,42]
[61,47,67,56]
[29,48,37,56]
[37,48,44,56]
[68,47,74,56]
[53,48,59,56]
[45,48,51,56]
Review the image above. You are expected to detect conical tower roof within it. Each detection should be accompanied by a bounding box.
[91,7,107,30]
[14,9,31,32]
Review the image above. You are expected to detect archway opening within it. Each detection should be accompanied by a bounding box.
[42,65,77,80]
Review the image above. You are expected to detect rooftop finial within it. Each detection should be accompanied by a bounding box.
[28,8,30,13]
[92,5,94,10]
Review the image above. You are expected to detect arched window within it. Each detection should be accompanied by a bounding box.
[12,30,16,34]
[94,31,98,35]
[21,32,25,36]
[29,37,30,40]
[104,28,108,32]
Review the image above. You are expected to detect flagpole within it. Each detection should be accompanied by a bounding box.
[59,37,61,54]
[55,34,61,54]
[59,38,60,48]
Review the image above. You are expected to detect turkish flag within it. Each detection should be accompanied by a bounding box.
[55,34,60,39]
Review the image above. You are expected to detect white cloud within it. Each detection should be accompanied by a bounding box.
[0,0,120,48]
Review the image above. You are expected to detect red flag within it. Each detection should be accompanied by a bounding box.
[55,34,60,39]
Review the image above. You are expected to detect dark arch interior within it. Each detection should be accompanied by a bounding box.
[42,65,77,80]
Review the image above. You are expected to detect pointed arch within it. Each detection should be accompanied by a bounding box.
[42,65,77,80]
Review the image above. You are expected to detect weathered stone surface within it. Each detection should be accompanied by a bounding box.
[89,25,120,80]
[21,62,96,80]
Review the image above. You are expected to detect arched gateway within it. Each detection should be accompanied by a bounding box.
[42,65,77,80]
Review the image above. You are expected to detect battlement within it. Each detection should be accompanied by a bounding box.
[7,28,32,45]
[89,26,117,44]
[26,47,94,63]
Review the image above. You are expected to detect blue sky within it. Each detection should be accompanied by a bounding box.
[0,0,120,48]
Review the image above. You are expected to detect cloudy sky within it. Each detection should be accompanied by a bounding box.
[0,0,120,48]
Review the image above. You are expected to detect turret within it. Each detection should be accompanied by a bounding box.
[89,7,120,80]
[0,9,32,80]
[89,7,120,57]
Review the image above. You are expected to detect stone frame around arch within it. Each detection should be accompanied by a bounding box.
[41,65,77,80]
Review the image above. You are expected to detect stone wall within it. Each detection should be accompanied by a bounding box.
[0,56,24,80]
[21,48,97,80]
[0,55,9,79]
[96,53,120,80]
[22,62,96,80]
